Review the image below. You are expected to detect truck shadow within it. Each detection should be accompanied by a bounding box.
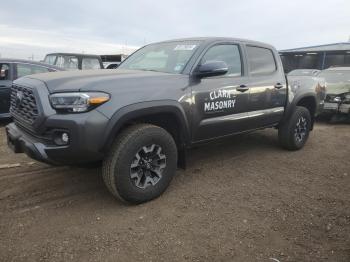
[0,128,280,210]
[316,114,350,124]
[187,129,280,167]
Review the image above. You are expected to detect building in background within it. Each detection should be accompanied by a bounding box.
[279,42,350,73]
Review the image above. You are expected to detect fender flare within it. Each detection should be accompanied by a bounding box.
[100,100,191,152]
[283,92,317,127]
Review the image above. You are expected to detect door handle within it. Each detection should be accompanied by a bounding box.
[236,85,249,92]
[274,83,284,89]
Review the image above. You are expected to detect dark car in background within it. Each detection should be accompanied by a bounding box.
[43,53,104,70]
[319,67,350,116]
[0,59,63,119]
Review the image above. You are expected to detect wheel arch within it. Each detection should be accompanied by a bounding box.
[284,93,317,130]
[101,100,191,154]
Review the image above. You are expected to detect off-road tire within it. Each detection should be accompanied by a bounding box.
[278,106,311,150]
[102,124,177,204]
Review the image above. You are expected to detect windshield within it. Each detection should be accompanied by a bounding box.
[118,41,202,74]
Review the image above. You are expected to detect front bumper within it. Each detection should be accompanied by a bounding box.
[323,102,350,115]
[6,122,54,164]
[0,113,11,119]
[339,103,350,114]
[6,110,109,165]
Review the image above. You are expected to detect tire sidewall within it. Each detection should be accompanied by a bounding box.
[113,127,177,203]
[289,107,311,149]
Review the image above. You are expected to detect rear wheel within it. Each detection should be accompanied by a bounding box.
[278,106,311,150]
[102,124,177,204]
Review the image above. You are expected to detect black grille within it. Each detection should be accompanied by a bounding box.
[10,85,38,125]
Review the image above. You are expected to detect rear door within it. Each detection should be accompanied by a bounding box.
[0,63,13,115]
[191,42,251,141]
[245,45,287,128]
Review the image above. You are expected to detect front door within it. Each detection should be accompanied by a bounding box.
[0,63,12,115]
[191,43,251,142]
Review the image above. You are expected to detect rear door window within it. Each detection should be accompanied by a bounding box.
[247,46,277,75]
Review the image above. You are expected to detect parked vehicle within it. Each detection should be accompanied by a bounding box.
[100,54,128,69]
[43,53,104,70]
[287,69,326,109]
[103,62,120,69]
[318,67,350,116]
[0,59,63,119]
[6,37,321,203]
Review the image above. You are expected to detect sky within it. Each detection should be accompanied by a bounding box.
[0,0,349,60]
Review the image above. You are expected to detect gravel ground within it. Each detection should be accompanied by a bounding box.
[0,120,349,262]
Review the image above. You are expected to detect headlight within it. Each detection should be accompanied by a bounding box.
[333,96,342,103]
[49,92,110,113]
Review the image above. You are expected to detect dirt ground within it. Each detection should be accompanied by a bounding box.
[0,120,349,262]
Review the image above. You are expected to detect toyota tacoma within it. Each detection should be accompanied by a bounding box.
[6,37,322,203]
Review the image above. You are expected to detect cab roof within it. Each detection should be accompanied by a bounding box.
[157,37,276,50]
[46,53,101,58]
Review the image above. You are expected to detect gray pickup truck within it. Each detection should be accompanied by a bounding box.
[6,37,322,203]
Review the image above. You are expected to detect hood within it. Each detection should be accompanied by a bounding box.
[319,69,350,95]
[326,82,350,95]
[19,68,189,119]
[24,69,185,93]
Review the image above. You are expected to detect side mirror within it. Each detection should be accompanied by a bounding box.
[194,61,228,77]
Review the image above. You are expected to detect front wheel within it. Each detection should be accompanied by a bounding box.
[102,124,178,204]
[278,106,312,150]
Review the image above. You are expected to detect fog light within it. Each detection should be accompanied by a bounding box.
[62,133,69,143]
[53,131,70,145]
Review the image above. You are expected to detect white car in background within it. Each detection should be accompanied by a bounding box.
[318,67,350,116]
[287,69,326,111]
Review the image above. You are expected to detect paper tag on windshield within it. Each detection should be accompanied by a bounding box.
[174,45,197,51]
